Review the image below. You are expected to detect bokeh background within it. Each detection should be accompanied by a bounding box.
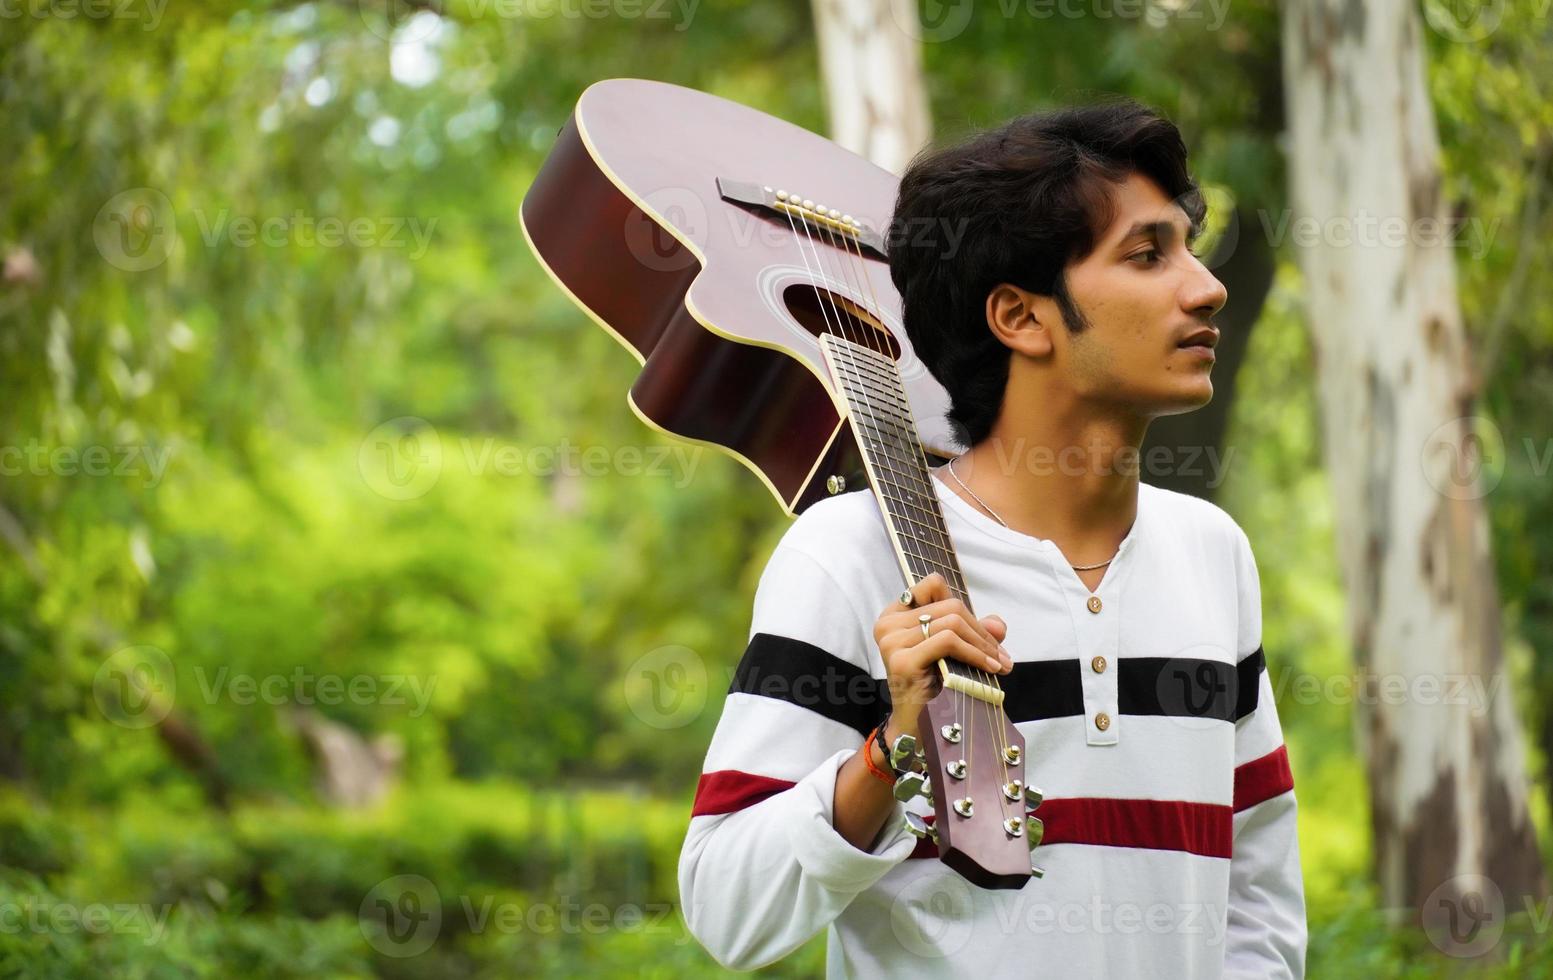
[3,0,1552,976]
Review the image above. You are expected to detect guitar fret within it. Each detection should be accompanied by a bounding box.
[886,502,954,552]
[855,434,924,487]
[840,404,919,458]
[831,343,900,382]
[842,342,898,374]
[857,437,927,488]
[831,361,904,413]
[835,383,918,441]
[867,460,939,515]
[872,478,963,582]
[848,372,912,414]
[875,479,943,530]
[887,515,951,563]
[845,427,954,544]
[876,496,961,581]
[845,420,948,535]
[846,414,921,467]
[851,417,916,457]
[869,456,936,502]
[835,371,910,417]
[821,335,972,610]
[843,355,915,403]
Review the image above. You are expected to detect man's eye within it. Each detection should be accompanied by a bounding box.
[1128,249,1160,265]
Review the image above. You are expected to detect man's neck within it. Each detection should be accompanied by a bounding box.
[935,404,1146,566]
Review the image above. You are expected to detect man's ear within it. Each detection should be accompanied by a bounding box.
[986,283,1054,358]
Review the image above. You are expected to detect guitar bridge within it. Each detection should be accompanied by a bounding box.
[716,178,888,259]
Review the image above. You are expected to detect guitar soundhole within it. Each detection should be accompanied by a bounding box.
[782,284,901,360]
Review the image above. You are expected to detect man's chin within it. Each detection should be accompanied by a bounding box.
[1150,382,1214,417]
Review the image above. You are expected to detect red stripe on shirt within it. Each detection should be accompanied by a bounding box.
[1233,745,1293,812]
[692,765,1278,859]
[691,769,795,817]
[1039,798,1232,858]
[909,798,1233,860]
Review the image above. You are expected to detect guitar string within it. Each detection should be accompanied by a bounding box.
[782,190,1017,835]
[810,211,975,795]
[825,209,1014,813]
[816,207,1000,813]
[776,198,929,786]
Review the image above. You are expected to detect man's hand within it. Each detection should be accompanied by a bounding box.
[873,572,1010,742]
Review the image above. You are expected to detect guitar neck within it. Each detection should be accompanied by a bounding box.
[818,333,973,614]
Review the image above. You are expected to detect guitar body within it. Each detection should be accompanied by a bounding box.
[520,78,963,516]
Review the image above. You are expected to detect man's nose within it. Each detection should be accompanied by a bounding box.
[1182,258,1228,319]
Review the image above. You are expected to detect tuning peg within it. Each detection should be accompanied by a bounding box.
[1028,811,1046,877]
[904,812,938,843]
[1024,784,1044,810]
[889,733,922,771]
[1025,815,1044,849]
[893,770,932,804]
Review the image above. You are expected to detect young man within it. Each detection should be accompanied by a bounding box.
[678,101,1306,978]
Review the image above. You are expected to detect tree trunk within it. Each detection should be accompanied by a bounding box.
[808,0,932,174]
[1281,0,1546,916]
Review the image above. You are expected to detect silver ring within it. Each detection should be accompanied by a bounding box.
[918,613,932,640]
[899,589,914,607]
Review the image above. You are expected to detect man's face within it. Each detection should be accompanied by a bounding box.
[1045,172,1227,417]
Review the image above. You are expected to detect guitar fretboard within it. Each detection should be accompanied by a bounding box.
[817,333,973,613]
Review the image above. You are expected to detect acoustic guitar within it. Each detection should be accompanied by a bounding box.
[521,77,1044,890]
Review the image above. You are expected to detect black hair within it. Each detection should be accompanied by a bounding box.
[886,99,1206,448]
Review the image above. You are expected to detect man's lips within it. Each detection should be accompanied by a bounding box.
[1177,327,1219,350]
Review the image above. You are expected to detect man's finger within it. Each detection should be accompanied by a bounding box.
[903,572,951,609]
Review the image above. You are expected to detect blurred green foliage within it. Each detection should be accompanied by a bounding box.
[1,0,1550,976]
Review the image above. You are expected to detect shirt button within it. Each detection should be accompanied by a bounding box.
[1091,655,1107,674]
[1087,595,1103,614]
[1095,712,1110,731]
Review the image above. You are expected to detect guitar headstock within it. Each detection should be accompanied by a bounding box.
[893,672,1044,890]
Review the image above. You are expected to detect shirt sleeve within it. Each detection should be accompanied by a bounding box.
[677,542,917,971]
[1224,524,1308,979]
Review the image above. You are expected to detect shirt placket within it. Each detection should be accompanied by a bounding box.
[1048,551,1123,747]
[1075,581,1120,746]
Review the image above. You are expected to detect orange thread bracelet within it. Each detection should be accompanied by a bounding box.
[862,724,895,786]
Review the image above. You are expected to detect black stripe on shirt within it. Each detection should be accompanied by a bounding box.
[730,633,1268,731]
[729,633,889,736]
[1235,646,1266,720]
[1118,658,1239,722]
[998,659,1084,722]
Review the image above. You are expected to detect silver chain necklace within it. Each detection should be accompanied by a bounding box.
[945,454,1118,571]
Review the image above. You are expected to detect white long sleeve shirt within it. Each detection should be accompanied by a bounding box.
[678,474,1306,978]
